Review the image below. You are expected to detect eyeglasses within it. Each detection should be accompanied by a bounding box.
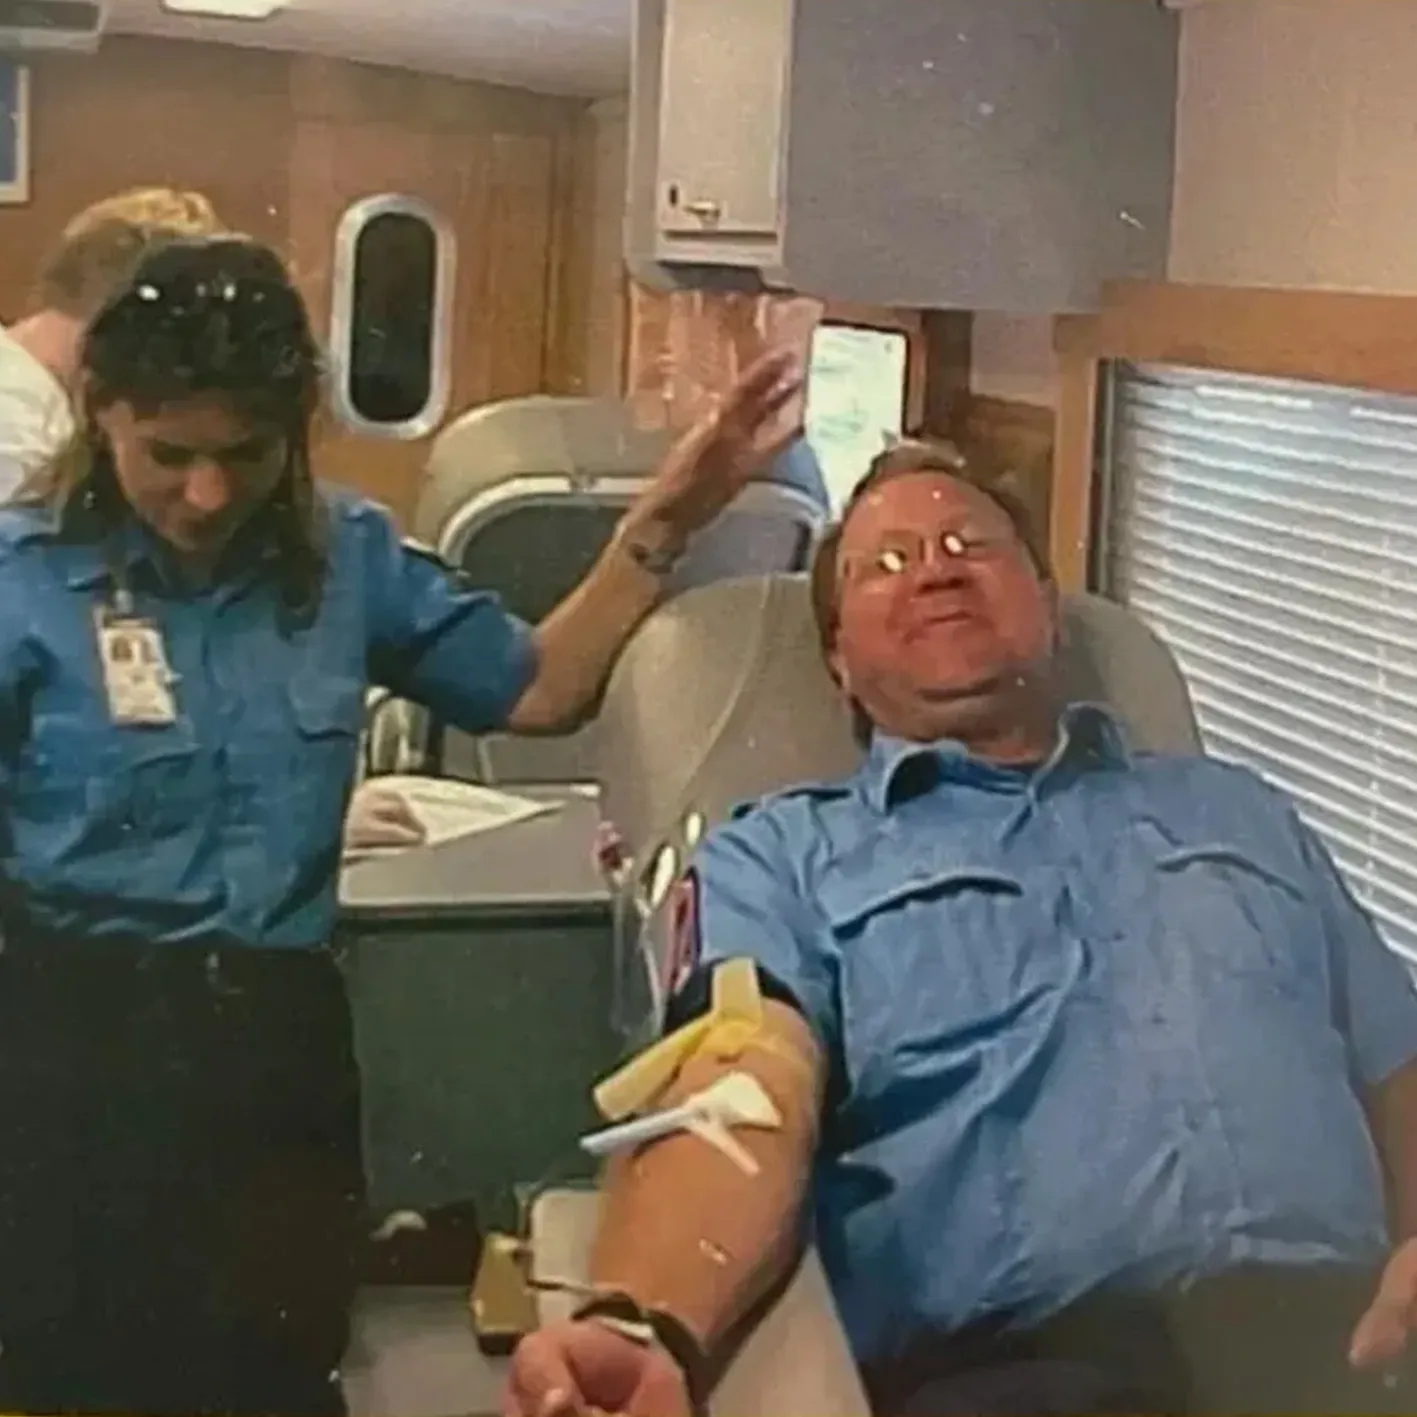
[841,527,1012,584]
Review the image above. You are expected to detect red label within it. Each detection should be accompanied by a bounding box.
[664,868,702,998]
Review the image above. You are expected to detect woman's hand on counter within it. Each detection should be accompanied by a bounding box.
[343,783,427,855]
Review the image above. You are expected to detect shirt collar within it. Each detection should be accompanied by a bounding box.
[62,513,280,595]
[861,702,1131,813]
[62,516,148,592]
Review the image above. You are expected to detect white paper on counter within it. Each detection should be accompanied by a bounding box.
[346,776,559,856]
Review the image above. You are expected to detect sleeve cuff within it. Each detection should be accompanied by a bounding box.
[490,618,539,728]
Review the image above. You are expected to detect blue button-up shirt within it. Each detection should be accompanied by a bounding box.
[684,705,1417,1363]
[0,489,536,948]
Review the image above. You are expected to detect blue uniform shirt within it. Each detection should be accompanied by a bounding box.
[0,489,536,948]
[680,704,1417,1363]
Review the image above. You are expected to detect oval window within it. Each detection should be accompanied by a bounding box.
[329,195,453,439]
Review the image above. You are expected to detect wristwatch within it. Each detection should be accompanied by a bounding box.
[572,1290,711,1416]
[617,520,686,578]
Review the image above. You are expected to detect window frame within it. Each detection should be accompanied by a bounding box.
[1055,283,1417,968]
[1050,282,1417,591]
[804,317,916,510]
[819,300,927,432]
[328,192,456,442]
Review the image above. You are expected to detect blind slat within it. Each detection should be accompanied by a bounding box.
[1105,362,1417,968]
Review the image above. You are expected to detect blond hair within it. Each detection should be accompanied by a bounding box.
[33,187,224,318]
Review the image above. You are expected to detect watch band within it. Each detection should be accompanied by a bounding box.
[617,524,685,577]
[573,1290,711,1415]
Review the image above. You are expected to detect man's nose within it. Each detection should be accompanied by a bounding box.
[912,541,970,588]
[183,460,233,516]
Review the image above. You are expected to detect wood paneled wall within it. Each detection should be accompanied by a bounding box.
[3,40,1070,531]
[621,287,931,436]
[0,38,598,523]
[618,288,1056,542]
[958,393,1056,556]
[916,313,1056,546]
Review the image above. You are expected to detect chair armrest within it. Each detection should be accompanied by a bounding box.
[527,1187,871,1417]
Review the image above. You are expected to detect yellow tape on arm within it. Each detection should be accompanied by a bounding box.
[593,1019,711,1120]
[711,956,763,1022]
[592,958,815,1120]
[592,959,760,1119]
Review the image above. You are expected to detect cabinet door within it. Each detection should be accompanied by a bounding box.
[655,0,793,239]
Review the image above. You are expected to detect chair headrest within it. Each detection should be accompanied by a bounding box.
[414,395,672,548]
[413,399,833,788]
[1055,592,1202,754]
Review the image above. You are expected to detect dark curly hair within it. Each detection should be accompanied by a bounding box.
[21,235,328,619]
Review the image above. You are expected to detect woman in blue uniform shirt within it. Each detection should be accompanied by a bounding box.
[0,235,801,1417]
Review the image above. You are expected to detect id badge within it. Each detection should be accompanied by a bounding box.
[94,609,179,727]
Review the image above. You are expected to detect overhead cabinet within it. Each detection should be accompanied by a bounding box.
[627,0,1179,312]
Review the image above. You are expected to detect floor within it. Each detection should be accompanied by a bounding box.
[343,1287,506,1417]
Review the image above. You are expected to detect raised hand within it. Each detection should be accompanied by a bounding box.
[624,347,805,553]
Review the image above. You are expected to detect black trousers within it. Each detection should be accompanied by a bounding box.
[864,1264,1417,1416]
[0,932,365,1416]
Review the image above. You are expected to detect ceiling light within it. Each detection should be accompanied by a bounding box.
[160,0,287,19]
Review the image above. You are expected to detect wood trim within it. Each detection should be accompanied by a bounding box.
[1050,314,1100,593]
[819,299,920,336]
[541,110,593,394]
[921,310,973,441]
[617,276,632,396]
[1049,278,1417,592]
[1063,279,1417,398]
[963,394,1055,446]
[961,392,1056,571]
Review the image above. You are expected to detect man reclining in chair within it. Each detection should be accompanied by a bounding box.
[507,442,1417,1417]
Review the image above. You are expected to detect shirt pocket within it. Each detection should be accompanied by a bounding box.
[24,710,206,843]
[289,672,366,740]
[820,852,1054,1102]
[286,672,365,825]
[1145,833,1316,992]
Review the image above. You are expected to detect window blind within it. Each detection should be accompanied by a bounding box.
[1101,362,1417,966]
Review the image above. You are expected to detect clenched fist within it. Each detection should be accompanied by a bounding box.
[503,1319,693,1417]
